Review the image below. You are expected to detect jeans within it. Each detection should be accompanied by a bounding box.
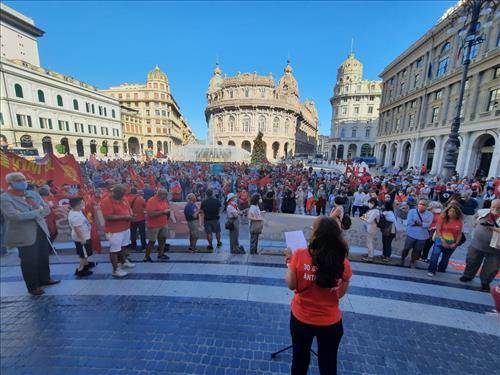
[421,238,434,260]
[130,220,146,250]
[351,205,362,217]
[428,240,454,274]
[290,313,343,375]
[382,234,395,258]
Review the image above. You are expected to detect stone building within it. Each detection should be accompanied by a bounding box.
[374,1,500,178]
[205,61,318,160]
[328,53,382,160]
[0,4,122,158]
[102,66,193,156]
[120,105,143,155]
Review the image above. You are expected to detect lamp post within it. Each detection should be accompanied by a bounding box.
[442,0,498,179]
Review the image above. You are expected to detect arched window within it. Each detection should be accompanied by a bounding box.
[365,127,371,138]
[37,90,45,103]
[352,128,357,138]
[14,84,23,98]
[228,116,236,132]
[111,109,116,118]
[73,99,79,110]
[242,115,251,132]
[441,42,451,54]
[258,116,266,133]
[273,117,280,133]
[217,117,223,132]
[284,118,290,134]
[57,95,63,107]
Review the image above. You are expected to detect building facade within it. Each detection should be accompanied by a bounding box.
[317,135,330,159]
[374,2,500,178]
[102,66,194,156]
[328,53,382,160]
[0,4,122,159]
[205,61,318,160]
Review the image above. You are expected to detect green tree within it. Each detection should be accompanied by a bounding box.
[250,131,268,164]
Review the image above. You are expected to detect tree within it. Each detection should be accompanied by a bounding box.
[251,131,267,164]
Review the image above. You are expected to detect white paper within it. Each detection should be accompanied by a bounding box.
[285,230,307,252]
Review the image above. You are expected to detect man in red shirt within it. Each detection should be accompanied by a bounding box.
[100,184,135,278]
[127,188,146,251]
[144,188,171,262]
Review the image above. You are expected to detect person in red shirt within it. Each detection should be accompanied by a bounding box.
[285,216,352,375]
[427,203,464,276]
[144,188,171,262]
[100,184,135,278]
[127,188,146,251]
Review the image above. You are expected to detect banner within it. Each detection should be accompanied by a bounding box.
[0,152,82,189]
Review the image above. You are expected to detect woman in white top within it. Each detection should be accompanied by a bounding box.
[360,197,380,262]
[381,201,397,262]
[248,193,264,254]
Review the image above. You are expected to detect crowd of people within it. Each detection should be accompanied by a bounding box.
[1,158,499,295]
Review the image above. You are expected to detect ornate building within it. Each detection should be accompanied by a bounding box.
[329,53,382,160]
[205,61,318,160]
[102,66,194,156]
[0,4,122,159]
[374,1,499,178]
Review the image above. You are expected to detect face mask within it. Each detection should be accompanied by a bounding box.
[11,181,28,191]
[259,199,263,204]
[368,203,374,209]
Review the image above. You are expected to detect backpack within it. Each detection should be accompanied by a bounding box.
[341,214,352,230]
[376,211,387,231]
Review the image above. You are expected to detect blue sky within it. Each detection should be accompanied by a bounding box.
[7,0,456,138]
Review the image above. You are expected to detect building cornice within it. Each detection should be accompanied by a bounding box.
[0,7,45,37]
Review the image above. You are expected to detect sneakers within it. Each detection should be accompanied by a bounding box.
[217,242,223,248]
[459,276,473,282]
[361,256,373,262]
[158,254,170,260]
[207,245,214,251]
[427,272,434,277]
[75,268,93,277]
[143,256,154,263]
[122,259,136,268]
[112,268,128,278]
[86,261,97,268]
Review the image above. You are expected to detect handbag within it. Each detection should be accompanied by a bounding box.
[250,220,264,234]
[458,232,466,246]
[225,219,235,231]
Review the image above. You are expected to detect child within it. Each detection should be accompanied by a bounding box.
[68,197,96,277]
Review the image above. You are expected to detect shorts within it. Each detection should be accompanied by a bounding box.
[187,220,201,238]
[107,229,131,253]
[75,239,93,259]
[146,225,169,242]
[204,219,221,234]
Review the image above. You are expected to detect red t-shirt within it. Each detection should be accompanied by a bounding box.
[145,196,169,228]
[100,197,132,233]
[290,249,352,326]
[126,194,146,222]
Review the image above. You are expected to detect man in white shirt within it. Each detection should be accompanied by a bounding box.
[68,198,96,277]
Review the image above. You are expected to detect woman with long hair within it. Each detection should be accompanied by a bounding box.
[285,216,351,375]
[427,203,464,276]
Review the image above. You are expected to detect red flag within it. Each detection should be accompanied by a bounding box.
[83,193,101,253]
[257,175,271,188]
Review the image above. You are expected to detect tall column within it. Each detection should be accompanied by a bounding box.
[459,132,475,178]
[432,135,445,175]
[411,138,423,167]
[395,141,404,167]
[487,133,500,178]
[384,143,391,167]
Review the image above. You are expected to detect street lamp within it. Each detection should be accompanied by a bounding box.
[442,0,498,179]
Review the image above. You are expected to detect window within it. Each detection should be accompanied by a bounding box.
[369,96,375,101]
[441,42,451,54]
[162,110,166,116]
[91,104,95,114]
[39,117,49,129]
[494,67,500,79]
[14,84,23,98]
[408,114,415,127]
[411,100,417,108]
[111,109,116,118]
[243,115,251,132]
[341,107,347,115]
[258,116,266,132]
[400,82,405,95]
[486,89,499,112]
[354,107,359,115]
[229,116,236,132]
[57,95,63,107]
[431,107,440,123]
[37,90,45,102]
[366,106,372,115]
[436,58,448,77]
[340,128,345,138]
[85,103,90,113]
[217,117,223,132]
[365,127,371,138]
[58,120,69,131]
[435,90,442,100]
[260,88,265,98]
[395,118,401,130]
[16,114,31,127]
[416,58,423,68]
[155,110,160,116]
[352,128,357,138]
[355,96,360,101]
[0,112,4,126]
[245,89,249,98]
[273,117,280,133]
[414,73,420,87]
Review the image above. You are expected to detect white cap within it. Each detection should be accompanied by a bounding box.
[226,193,236,202]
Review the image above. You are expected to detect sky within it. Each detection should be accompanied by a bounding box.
[6,0,456,139]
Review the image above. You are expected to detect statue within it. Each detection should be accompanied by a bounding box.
[251,131,268,164]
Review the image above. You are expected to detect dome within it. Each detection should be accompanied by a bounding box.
[337,53,363,82]
[147,65,169,83]
[278,59,299,97]
[207,63,224,93]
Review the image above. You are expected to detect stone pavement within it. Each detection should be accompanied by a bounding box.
[1,243,499,375]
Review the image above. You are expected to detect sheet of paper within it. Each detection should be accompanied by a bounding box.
[285,230,307,252]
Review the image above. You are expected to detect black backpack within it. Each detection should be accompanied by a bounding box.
[341,214,352,230]
[376,211,388,231]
